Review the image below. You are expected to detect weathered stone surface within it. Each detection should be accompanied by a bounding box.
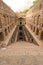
[0,42,43,65]
[26,0,43,45]
[0,0,17,46]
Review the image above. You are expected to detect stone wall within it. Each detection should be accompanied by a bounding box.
[26,0,43,40]
[0,0,16,43]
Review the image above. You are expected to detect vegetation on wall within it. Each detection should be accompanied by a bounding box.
[33,0,39,5]
[20,8,29,14]
[29,0,39,9]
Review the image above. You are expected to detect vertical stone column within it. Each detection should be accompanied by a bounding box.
[33,27,35,32]
[39,31,41,39]
[35,28,38,35]
[7,28,9,35]
[31,25,32,30]
[39,30,43,40]
[3,32,5,40]
[9,16,10,24]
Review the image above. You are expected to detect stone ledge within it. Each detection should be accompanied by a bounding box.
[25,25,42,46]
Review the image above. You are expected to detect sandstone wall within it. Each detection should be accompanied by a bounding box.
[26,0,43,40]
[0,0,16,44]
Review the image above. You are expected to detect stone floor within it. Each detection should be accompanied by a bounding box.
[0,41,43,65]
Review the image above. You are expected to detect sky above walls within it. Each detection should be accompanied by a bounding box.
[3,0,34,12]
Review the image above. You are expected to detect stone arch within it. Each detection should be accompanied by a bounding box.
[3,15,6,21]
[33,27,35,32]
[19,26,23,30]
[36,28,39,35]
[17,31,23,41]
[5,28,8,36]
[37,15,40,25]
[20,21,22,25]
[40,31,43,40]
[7,15,9,22]
[18,17,23,25]
[18,17,25,25]
[32,25,34,31]
[0,32,4,41]
[8,27,10,32]
[33,16,36,24]
[19,37,23,41]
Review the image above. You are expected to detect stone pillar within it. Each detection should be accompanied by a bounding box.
[33,27,35,32]
[35,28,37,35]
[39,31,43,40]
[9,16,10,24]
[35,28,39,35]
[31,25,33,31]
[2,31,5,40]
[5,28,8,35]
[31,25,32,30]
[39,31,41,39]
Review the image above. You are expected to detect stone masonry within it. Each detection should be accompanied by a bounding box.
[26,0,43,43]
[0,0,17,46]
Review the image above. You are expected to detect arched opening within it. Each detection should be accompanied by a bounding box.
[19,26,23,30]
[33,27,35,32]
[18,32,23,41]
[0,32,4,41]
[20,22,22,25]
[19,37,23,41]
[5,29,8,36]
[37,15,40,25]
[8,27,10,32]
[18,17,24,25]
[36,28,39,35]
[3,15,6,22]
[33,16,36,24]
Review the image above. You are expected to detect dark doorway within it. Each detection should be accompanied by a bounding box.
[41,31,43,40]
[19,26,23,30]
[19,37,23,41]
[19,32,23,36]
[20,22,22,25]
[0,32,4,41]
[36,28,39,35]
[5,29,8,36]
[33,27,35,32]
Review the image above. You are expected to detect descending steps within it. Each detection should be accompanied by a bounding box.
[8,24,39,46]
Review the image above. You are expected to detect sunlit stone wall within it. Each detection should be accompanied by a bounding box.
[0,0,16,43]
[26,0,43,40]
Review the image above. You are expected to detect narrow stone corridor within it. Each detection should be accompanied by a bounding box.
[9,24,39,46]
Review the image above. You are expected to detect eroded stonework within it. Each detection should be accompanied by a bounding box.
[0,0,43,47]
[26,0,43,45]
[0,0,43,65]
[0,0,17,47]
